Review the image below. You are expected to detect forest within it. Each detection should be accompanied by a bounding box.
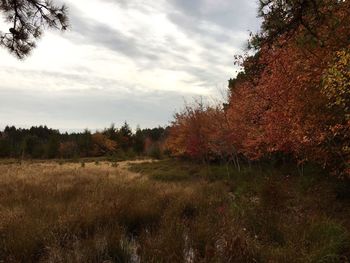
[166,0,350,178]
[0,124,167,159]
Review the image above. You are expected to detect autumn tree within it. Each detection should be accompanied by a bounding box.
[322,48,350,176]
[91,133,117,156]
[166,101,210,162]
[322,49,350,120]
[225,0,350,176]
[167,0,350,177]
[166,100,238,164]
[0,0,68,58]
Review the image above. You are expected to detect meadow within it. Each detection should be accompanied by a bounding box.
[0,159,349,262]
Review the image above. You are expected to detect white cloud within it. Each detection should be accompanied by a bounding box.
[0,0,260,130]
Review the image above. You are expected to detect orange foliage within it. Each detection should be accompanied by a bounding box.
[91,133,117,156]
[166,101,237,162]
[167,1,350,176]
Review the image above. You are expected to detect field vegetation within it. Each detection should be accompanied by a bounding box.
[0,159,349,262]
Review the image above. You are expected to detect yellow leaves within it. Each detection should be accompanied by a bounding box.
[92,133,117,154]
[322,48,350,118]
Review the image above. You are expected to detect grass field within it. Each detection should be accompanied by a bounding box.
[0,159,349,262]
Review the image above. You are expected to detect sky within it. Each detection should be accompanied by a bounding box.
[0,0,260,132]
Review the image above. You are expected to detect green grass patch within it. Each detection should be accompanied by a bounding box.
[129,159,202,182]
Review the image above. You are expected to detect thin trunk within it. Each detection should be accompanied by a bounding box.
[236,154,241,172]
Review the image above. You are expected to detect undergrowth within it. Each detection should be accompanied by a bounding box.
[0,159,349,262]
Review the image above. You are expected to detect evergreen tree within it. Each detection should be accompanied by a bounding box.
[0,0,68,58]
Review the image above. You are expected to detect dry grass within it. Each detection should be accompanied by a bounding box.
[0,159,349,262]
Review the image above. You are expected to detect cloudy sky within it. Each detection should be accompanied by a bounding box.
[0,0,260,132]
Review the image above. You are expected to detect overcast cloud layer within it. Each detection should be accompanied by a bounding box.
[0,0,260,132]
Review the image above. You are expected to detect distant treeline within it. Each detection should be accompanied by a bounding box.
[0,123,168,159]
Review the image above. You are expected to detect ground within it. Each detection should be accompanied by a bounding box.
[0,159,349,262]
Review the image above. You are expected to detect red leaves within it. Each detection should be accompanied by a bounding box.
[167,1,350,177]
[166,102,236,162]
